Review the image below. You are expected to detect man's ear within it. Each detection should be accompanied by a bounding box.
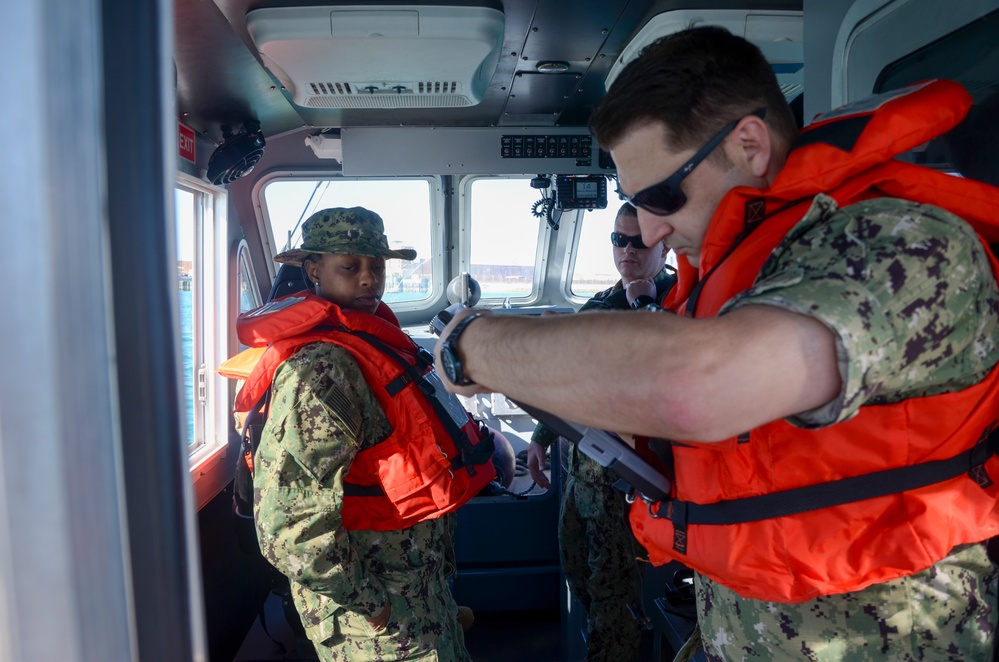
[729,114,772,179]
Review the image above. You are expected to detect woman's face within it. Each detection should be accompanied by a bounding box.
[306,253,387,314]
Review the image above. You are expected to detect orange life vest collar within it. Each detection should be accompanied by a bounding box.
[236,293,496,531]
[682,79,999,316]
[631,80,999,602]
[235,294,404,410]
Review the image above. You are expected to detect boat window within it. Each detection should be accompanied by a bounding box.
[464,177,545,302]
[875,9,998,102]
[568,205,625,299]
[262,178,438,309]
[176,177,231,504]
[567,203,677,300]
[834,2,997,129]
[176,186,200,450]
[236,241,261,317]
[873,9,999,172]
[234,240,261,352]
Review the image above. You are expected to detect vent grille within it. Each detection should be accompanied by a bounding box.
[304,81,470,108]
[310,82,356,95]
[308,81,461,96]
[419,81,459,94]
[305,93,471,109]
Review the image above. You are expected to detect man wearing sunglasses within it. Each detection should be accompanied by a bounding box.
[526,202,674,662]
[436,25,999,660]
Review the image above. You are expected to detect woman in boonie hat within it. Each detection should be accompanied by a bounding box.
[253,207,479,662]
[274,206,416,314]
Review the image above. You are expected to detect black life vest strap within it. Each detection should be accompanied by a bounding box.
[655,423,999,554]
[342,483,385,497]
[241,389,272,474]
[233,389,272,520]
[346,329,495,475]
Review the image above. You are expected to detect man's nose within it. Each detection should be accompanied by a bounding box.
[637,209,670,245]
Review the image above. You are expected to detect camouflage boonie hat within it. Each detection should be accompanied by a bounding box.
[273,207,417,265]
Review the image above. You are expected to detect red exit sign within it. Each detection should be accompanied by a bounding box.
[178,122,196,162]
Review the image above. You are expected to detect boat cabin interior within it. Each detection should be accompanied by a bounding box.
[2,0,998,660]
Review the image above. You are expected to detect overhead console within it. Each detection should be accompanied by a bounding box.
[246,5,505,109]
[339,126,610,176]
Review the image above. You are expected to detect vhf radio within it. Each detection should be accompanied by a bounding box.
[554,175,608,211]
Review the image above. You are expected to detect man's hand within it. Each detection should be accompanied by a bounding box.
[433,307,493,396]
[625,277,657,306]
[365,602,391,632]
[526,440,551,490]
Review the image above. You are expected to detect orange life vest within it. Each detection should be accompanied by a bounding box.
[234,293,497,531]
[630,79,999,602]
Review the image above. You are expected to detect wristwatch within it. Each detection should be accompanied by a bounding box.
[439,313,485,386]
[631,294,657,309]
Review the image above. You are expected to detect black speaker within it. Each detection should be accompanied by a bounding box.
[207,119,266,185]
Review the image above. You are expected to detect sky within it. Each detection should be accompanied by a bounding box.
[175,188,195,262]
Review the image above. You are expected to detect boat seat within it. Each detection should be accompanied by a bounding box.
[268,263,310,300]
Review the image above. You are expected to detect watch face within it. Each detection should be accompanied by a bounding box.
[441,341,463,384]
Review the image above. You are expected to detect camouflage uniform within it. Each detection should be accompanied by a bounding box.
[254,341,470,662]
[694,194,999,660]
[532,265,676,662]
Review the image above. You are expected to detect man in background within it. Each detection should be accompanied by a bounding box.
[527,202,674,661]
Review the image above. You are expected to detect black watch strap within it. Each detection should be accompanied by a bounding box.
[631,294,656,309]
[444,312,485,386]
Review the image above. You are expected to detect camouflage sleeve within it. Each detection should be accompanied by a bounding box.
[723,193,999,428]
[531,422,560,448]
[253,342,394,617]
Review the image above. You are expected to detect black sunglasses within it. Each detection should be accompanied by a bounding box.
[616,108,767,216]
[610,232,647,248]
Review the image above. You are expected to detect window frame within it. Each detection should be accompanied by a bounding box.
[253,173,445,313]
[832,0,997,109]
[176,173,232,510]
[459,174,551,305]
[234,239,263,326]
